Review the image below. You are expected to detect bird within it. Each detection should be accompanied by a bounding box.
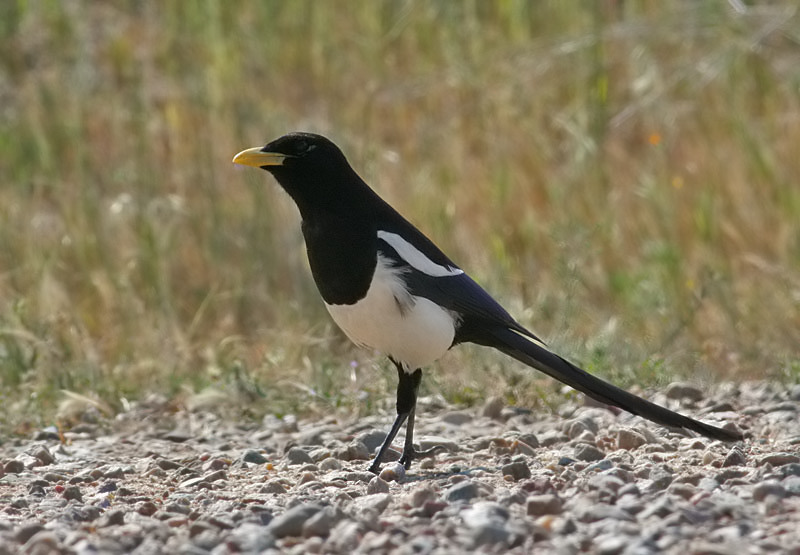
[232,132,742,474]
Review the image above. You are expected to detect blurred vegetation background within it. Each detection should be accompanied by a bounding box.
[1,1,799,431]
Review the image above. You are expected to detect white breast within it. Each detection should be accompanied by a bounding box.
[324,255,456,370]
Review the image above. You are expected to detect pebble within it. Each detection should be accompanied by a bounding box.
[574,444,606,462]
[355,430,387,452]
[268,503,323,538]
[752,481,786,501]
[354,492,392,515]
[722,446,747,467]
[302,506,336,538]
[501,460,531,481]
[526,494,562,516]
[337,440,370,461]
[757,453,800,467]
[664,382,705,401]
[285,446,314,465]
[15,523,46,543]
[441,410,473,425]
[482,396,504,419]
[366,476,390,494]
[4,459,25,474]
[378,462,405,482]
[318,457,342,471]
[617,428,647,450]
[444,480,481,502]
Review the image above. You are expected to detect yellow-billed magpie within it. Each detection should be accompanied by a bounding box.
[233,132,742,473]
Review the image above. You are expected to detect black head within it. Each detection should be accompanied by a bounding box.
[233,132,367,217]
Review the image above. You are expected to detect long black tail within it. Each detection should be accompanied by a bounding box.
[485,327,742,442]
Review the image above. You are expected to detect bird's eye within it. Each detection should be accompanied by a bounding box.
[295,139,309,154]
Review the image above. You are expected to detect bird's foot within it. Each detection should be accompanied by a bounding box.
[398,444,448,470]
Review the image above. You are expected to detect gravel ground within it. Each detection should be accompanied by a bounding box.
[1,380,799,554]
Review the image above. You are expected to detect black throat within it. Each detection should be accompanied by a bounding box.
[301,212,377,305]
[266,161,382,306]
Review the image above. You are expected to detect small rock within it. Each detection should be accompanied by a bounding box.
[356,430,387,453]
[698,477,720,492]
[595,535,627,555]
[206,514,235,529]
[378,462,405,482]
[15,523,46,543]
[664,382,704,402]
[589,474,625,493]
[4,460,25,474]
[62,485,83,501]
[566,418,597,439]
[722,447,747,467]
[242,449,268,464]
[408,485,436,508]
[501,461,531,481]
[647,467,673,491]
[540,431,569,446]
[28,445,55,466]
[100,510,126,527]
[576,502,634,523]
[328,520,364,552]
[463,502,511,547]
[753,481,786,502]
[163,429,192,443]
[574,444,605,462]
[337,440,370,461]
[178,476,208,489]
[444,480,481,502]
[22,530,61,553]
[526,494,562,516]
[259,481,288,494]
[367,476,390,494]
[758,453,800,467]
[228,522,276,552]
[98,481,117,493]
[137,501,159,516]
[268,503,323,538]
[156,458,182,471]
[354,493,392,515]
[319,457,342,471]
[782,476,800,495]
[518,433,540,449]
[586,459,614,472]
[617,428,647,450]
[482,397,504,419]
[203,470,226,482]
[285,447,314,465]
[302,506,336,538]
[441,411,473,426]
[202,458,230,472]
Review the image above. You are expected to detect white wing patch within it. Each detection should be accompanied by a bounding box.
[377,230,464,277]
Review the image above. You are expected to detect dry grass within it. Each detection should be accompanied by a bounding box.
[1,1,799,430]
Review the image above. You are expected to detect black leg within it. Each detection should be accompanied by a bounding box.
[367,363,421,474]
[368,363,446,473]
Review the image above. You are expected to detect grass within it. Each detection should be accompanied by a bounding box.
[1,1,799,431]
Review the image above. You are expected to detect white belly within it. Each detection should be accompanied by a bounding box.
[325,256,455,370]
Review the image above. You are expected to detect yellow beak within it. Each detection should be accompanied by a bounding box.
[232,147,288,167]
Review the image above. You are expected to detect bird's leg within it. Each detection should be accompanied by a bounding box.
[368,362,417,473]
[367,363,421,473]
